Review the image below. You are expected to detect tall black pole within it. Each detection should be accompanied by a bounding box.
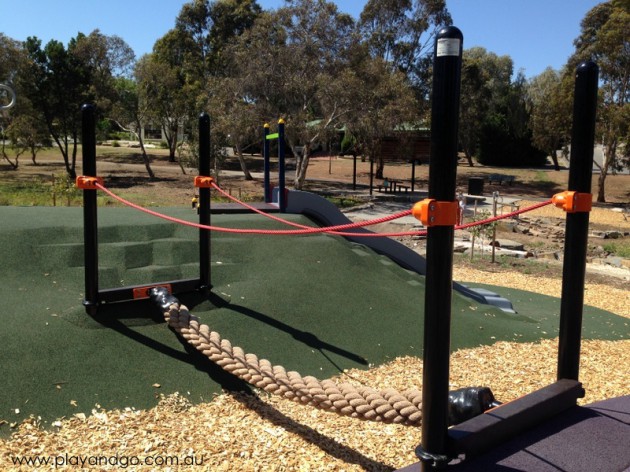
[353,154,357,190]
[411,160,416,192]
[263,123,271,203]
[81,104,99,315]
[418,26,463,470]
[557,62,598,381]
[278,119,286,212]
[198,113,211,291]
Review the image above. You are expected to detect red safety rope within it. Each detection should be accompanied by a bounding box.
[457,199,553,231]
[94,182,552,238]
[95,182,422,237]
[210,182,414,231]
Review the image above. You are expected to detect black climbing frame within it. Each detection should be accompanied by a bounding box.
[80,106,211,315]
[414,28,599,470]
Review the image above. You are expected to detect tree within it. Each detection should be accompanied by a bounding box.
[1,34,28,169]
[228,0,356,189]
[20,32,134,178]
[5,113,51,165]
[206,76,261,180]
[569,0,629,202]
[135,53,189,162]
[344,52,418,178]
[458,48,493,166]
[358,0,451,103]
[526,67,573,170]
[112,77,155,179]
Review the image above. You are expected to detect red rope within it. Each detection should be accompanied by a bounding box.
[95,182,422,237]
[210,182,414,231]
[95,182,552,238]
[457,199,553,230]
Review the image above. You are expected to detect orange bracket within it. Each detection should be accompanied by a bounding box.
[194,176,214,188]
[76,176,104,190]
[132,283,172,300]
[552,191,592,213]
[412,199,459,227]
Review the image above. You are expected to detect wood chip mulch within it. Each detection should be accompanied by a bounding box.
[2,337,628,471]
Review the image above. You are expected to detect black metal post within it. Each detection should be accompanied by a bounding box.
[198,113,211,291]
[278,119,286,212]
[263,123,271,203]
[411,160,416,192]
[418,26,463,470]
[353,154,357,190]
[557,61,598,381]
[81,104,99,315]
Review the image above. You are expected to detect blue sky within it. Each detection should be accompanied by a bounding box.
[1,0,602,78]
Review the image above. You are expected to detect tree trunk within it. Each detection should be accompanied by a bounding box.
[294,147,310,190]
[375,156,385,179]
[463,149,474,166]
[1,139,19,169]
[234,143,253,180]
[550,149,560,171]
[596,141,617,203]
[135,118,155,180]
[597,170,607,203]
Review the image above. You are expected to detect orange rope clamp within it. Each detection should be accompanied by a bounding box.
[194,176,214,188]
[552,191,592,213]
[76,176,104,190]
[132,283,172,300]
[412,199,459,227]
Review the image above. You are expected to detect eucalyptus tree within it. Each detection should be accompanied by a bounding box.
[134,52,189,162]
[526,67,573,170]
[20,31,134,178]
[227,0,356,189]
[568,0,629,202]
[343,49,419,178]
[358,0,451,105]
[111,77,155,179]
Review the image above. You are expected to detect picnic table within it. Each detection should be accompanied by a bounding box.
[377,179,411,194]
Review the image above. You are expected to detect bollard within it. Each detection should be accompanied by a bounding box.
[557,62,598,381]
[417,26,463,471]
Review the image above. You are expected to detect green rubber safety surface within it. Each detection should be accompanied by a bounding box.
[0,206,627,435]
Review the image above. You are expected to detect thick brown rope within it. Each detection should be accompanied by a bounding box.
[164,302,423,426]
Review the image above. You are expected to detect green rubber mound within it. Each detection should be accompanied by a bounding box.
[0,206,627,435]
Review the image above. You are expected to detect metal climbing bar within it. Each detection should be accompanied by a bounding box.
[557,61,599,381]
[81,104,99,315]
[198,113,212,291]
[262,119,287,211]
[78,105,212,314]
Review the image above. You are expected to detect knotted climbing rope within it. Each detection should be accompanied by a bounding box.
[159,295,424,426]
